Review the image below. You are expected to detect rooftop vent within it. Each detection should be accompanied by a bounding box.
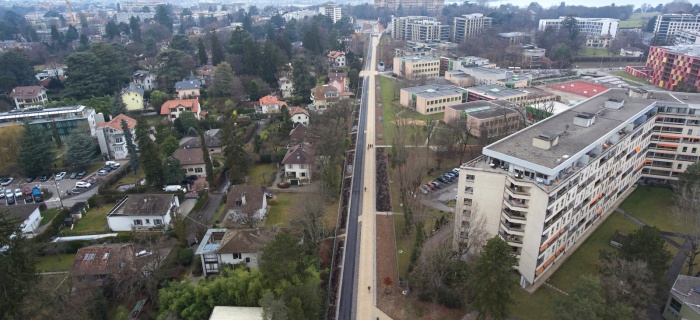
[532,131,559,150]
[604,98,625,110]
[627,88,650,99]
[573,112,596,128]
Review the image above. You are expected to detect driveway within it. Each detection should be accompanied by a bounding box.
[420,183,458,213]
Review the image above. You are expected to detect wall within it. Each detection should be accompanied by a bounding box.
[108,213,172,232]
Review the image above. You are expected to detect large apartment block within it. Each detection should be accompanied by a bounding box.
[392,56,441,80]
[453,88,700,289]
[452,14,493,44]
[375,0,444,14]
[652,14,700,45]
[538,17,618,38]
[646,45,700,92]
[391,16,450,42]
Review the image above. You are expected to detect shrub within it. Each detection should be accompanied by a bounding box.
[177,247,194,266]
[192,254,203,276]
[33,209,70,242]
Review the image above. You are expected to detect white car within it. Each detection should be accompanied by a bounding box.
[106,161,120,168]
[5,189,13,198]
[14,188,22,198]
[75,182,91,188]
[55,172,67,181]
[0,178,13,186]
[0,188,4,198]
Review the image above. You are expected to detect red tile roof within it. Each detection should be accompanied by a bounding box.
[288,106,309,117]
[327,51,344,59]
[9,86,45,99]
[72,244,134,278]
[258,95,287,107]
[97,114,137,132]
[160,99,200,115]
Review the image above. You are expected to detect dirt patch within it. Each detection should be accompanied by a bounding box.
[391,118,426,126]
[320,238,334,286]
[376,148,392,212]
[378,288,466,320]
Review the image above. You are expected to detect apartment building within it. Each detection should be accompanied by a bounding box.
[646,45,700,92]
[452,14,493,43]
[375,0,444,14]
[0,105,97,139]
[523,46,547,68]
[391,16,450,42]
[444,100,521,138]
[675,29,700,45]
[392,56,441,80]
[652,14,700,45]
[399,84,467,115]
[538,17,619,38]
[453,88,700,289]
[96,114,137,160]
[319,2,342,23]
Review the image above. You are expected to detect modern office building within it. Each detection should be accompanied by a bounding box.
[498,32,531,44]
[675,29,700,45]
[0,105,97,139]
[375,0,444,14]
[452,14,493,43]
[466,85,528,104]
[399,84,467,115]
[391,16,450,42]
[646,45,700,92]
[444,100,521,138]
[652,14,700,45]
[453,88,700,289]
[538,17,618,38]
[392,56,441,80]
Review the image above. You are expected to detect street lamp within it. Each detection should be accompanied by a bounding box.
[52,174,64,209]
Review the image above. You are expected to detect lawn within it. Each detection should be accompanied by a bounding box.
[68,205,111,233]
[380,76,440,145]
[619,12,658,29]
[265,193,295,227]
[510,286,560,320]
[548,212,639,292]
[35,254,75,272]
[578,47,617,57]
[249,164,278,187]
[111,167,145,187]
[324,200,339,230]
[611,71,653,86]
[619,186,691,234]
[393,211,444,280]
[40,208,62,226]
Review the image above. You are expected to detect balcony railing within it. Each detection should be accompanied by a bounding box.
[505,197,528,208]
[503,209,526,221]
[500,231,523,244]
[508,185,529,195]
[501,222,525,233]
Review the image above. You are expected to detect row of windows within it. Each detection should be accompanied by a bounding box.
[133,219,163,225]
[413,68,438,73]
[427,106,445,113]
[427,96,460,105]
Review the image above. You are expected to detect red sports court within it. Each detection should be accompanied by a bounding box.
[547,81,609,98]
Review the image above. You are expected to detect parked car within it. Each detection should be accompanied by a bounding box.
[106,161,120,168]
[265,192,274,199]
[55,172,67,181]
[5,189,13,198]
[6,196,15,205]
[101,166,113,172]
[26,177,35,183]
[426,183,435,190]
[14,188,22,198]
[97,170,108,176]
[163,185,186,192]
[23,187,31,195]
[24,194,33,203]
[419,185,429,194]
[33,194,43,202]
[0,188,4,198]
[40,174,49,182]
[75,182,91,188]
[76,171,87,179]
[452,168,460,174]
[431,181,442,189]
[69,172,78,179]
[0,178,13,186]
[445,172,456,179]
[437,176,447,183]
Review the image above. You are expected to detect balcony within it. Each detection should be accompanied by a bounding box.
[502,209,526,222]
[507,184,529,195]
[500,231,523,246]
[501,222,525,236]
[504,198,529,212]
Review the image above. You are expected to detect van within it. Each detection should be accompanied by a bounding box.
[163,185,186,192]
[75,182,91,188]
[106,161,120,168]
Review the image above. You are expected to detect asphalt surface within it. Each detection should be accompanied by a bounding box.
[337,37,374,320]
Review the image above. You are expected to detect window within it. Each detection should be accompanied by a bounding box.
[287,164,293,169]
[683,147,688,152]
[300,164,306,169]
[195,167,203,173]
[233,253,241,259]
[678,164,682,170]
[669,298,682,313]
[693,148,697,154]
[145,219,150,224]
[133,219,143,225]
[689,129,694,135]
[301,172,306,177]
[188,168,194,172]
[154,219,163,225]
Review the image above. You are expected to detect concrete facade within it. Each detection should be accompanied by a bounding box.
[399,84,467,115]
[392,56,441,80]
[646,45,700,92]
[452,14,493,43]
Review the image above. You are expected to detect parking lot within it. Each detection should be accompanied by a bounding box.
[419,167,461,213]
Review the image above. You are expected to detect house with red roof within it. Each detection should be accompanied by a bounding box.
[160,99,203,122]
[288,106,309,127]
[96,114,137,160]
[9,86,48,110]
[258,95,287,114]
[327,51,346,68]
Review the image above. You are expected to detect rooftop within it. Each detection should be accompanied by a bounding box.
[180,129,221,149]
[173,148,205,165]
[447,100,517,119]
[467,85,526,98]
[657,44,700,58]
[108,194,176,217]
[121,83,144,96]
[209,306,263,320]
[9,86,45,99]
[175,72,201,90]
[670,275,700,315]
[463,66,504,75]
[160,99,200,115]
[97,114,136,132]
[0,105,91,121]
[401,84,466,98]
[72,244,134,277]
[7,203,40,221]
[226,185,266,215]
[397,56,440,63]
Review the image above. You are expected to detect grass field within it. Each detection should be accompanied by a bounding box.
[68,205,111,233]
[619,186,690,234]
[111,167,145,187]
[511,286,560,320]
[249,164,278,187]
[619,12,658,29]
[611,71,653,86]
[380,76,442,145]
[265,193,295,227]
[578,47,617,57]
[35,254,75,272]
[40,208,61,226]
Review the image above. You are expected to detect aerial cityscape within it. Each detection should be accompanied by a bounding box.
[0,0,699,319]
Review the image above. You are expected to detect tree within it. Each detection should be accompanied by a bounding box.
[65,133,97,171]
[556,275,633,320]
[598,251,655,319]
[0,209,37,319]
[260,291,288,320]
[221,120,251,183]
[129,17,142,42]
[228,27,252,55]
[0,50,36,92]
[162,156,184,184]
[18,124,55,178]
[155,50,195,93]
[677,163,700,276]
[64,43,131,99]
[620,226,672,288]
[135,118,163,186]
[149,90,168,109]
[169,34,195,55]
[302,23,323,54]
[199,130,215,185]
[470,237,517,320]
[154,4,173,31]
[121,119,139,175]
[105,20,119,39]
[65,25,78,43]
[209,31,225,66]
[160,135,179,157]
[410,240,470,310]
[178,111,198,134]
[197,37,207,65]
[110,95,126,117]
[211,61,235,97]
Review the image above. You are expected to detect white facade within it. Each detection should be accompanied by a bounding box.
[17,207,42,237]
[454,88,700,289]
[285,163,310,180]
[653,14,700,44]
[319,3,342,23]
[10,86,48,110]
[282,9,318,21]
[107,196,179,232]
[675,29,700,45]
[538,17,619,38]
[279,78,294,98]
[133,71,156,90]
[96,115,137,160]
[292,113,309,127]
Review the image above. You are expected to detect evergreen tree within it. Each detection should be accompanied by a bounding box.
[135,118,163,186]
[105,20,119,39]
[209,31,225,66]
[555,275,633,320]
[160,135,179,157]
[0,50,37,92]
[221,120,250,183]
[211,61,234,97]
[197,37,207,65]
[65,132,98,171]
[65,25,79,42]
[199,130,215,185]
[154,4,173,31]
[110,95,127,117]
[0,210,37,318]
[302,23,322,54]
[621,226,673,287]
[227,27,251,55]
[129,17,142,42]
[471,237,517,320]
[162,156,184,184]
[121,119,139,175]
[170,34,195,55]
[18,124,55,178]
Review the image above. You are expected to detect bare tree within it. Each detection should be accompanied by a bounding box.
[528,100,555,123]
[455,203,489,259]
[446,117,474,164]
[395,148,428,231]
[598,252,656,320]
[292,191,327,254]
[674,183,700,276]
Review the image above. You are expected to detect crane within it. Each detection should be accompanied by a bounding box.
[65,0,78,26]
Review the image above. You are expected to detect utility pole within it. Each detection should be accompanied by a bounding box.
[52,174,64,209]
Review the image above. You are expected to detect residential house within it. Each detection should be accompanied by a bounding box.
[133,70,156,90]
[225,185,268,225]
[9,86,48,110]
[107,194,179,232]
[620,47,645,58]
[310,85,353,112]
[120,84,145,111]
[289,106,310,127]
[8,204,42,238]
[195,228,276,275]
[173,148,208,178]
[160,99,203,122]
[327,51,346,68]
[279,77,294,98]
[180,128,223,154]
[96,114,137,160]
[289,125,311,145]
[175,72,202,99]
[196,65,215,86]
[664,275,700,320]
[258,95,287,114]
[71,244,134,288]
[328,72,349,92]
[282,144,315,184]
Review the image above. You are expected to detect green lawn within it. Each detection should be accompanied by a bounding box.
[40,208,61,226]
[611,71,653,86]
[619,186,690,234]
[379,76,440,145]
[265,193,295,227]
[548,213,639,292]
[111,167,144,187]
[578,47,617,57]
[511,286,560,320]
[68,205,111,233]
[35,254,75,272]
[249,164,278,187]
[619,12,658,29]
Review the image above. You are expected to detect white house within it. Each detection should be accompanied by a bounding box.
[258,95,287,114]
[195,228,276,275]
[225,185,268,225]
[281,144,315,184]
[133,70,156,90]
[107,194,179,232]
[9,204,42,238]
[160,99,204,122]
[9,86,48,110]
[620,47,644,58]
[288,106,309,127]
[96,114,137,160]
[278,77,294,98]
[327,51,346,68]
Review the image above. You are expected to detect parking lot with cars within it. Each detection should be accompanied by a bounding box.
[416,167,462,212]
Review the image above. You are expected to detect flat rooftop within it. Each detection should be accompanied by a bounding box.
[402,84,466,98]
[659,44,700,58]
[0,105,87,120]
[670,275,700,315]
[397,56,440,63]
[464,66,503,75]
[447,100,517,119]
[446,70,472,78]
[468,85,526,98]
[486,88,680,170]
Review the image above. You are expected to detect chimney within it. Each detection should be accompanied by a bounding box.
[241,194,246,205]
[573,113,596,127]
[604,98,624,110]
[532,131,559,150]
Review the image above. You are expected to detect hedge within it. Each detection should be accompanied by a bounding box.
[33,209,70,242]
